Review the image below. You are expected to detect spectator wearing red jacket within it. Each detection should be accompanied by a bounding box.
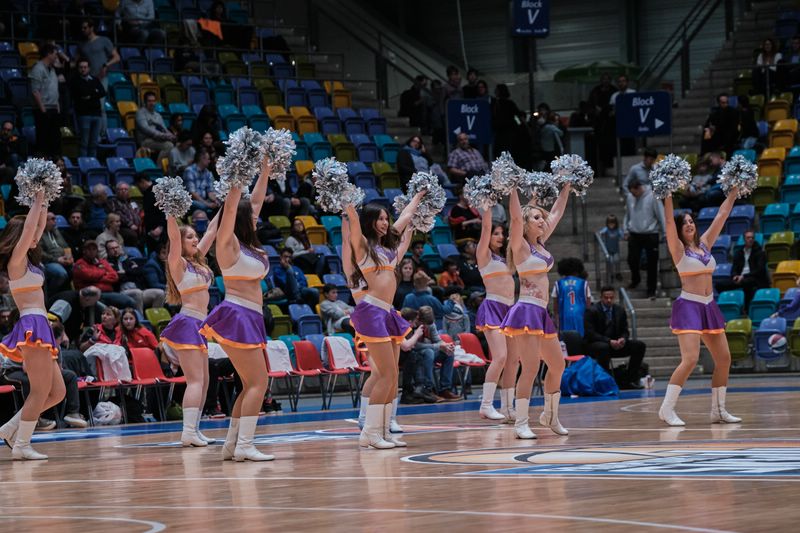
[79,306,124,352]
[448,186,481,242]
[120,307,158,350]
[72,240,136,309]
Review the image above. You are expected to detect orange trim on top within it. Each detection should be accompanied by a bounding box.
[10,286,41,294]
[199,325,266,350]
[222,275,264,281]
[354,327,411,345]
[678,270,714,277]
[517,269,550,276]
[476,324,503,331]
[160,338,209,352]
[482,271,512,279]
[178,286,208,295]
[671,328,725,335]
[362,266,395,273]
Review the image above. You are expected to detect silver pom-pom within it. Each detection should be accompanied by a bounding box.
[213,178,251,202]
[394,171,447,232]
[550,154,594,196]
[649,154,692,200]
[313,157,364,213]
[517,171,559,206]
[718,154,758,199]
[14,158,63,207]
[153,176,192,218]
[262,127,295,183]
[464,174,498,210]
[490,151,525,196]
[216,126,265,190]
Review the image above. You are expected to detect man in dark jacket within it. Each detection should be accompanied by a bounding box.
[583,286,645,389]
[713,229,769,310]
[69,58,106,157]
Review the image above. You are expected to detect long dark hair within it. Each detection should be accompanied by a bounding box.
[0,215,42,272]
[219,197,264,254]
[290,219,311,249]
[120,307,141,332]
[489,223,507,258]
[675,213,700,247]
[349,203,400,288]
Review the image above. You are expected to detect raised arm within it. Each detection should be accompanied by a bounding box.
[345,204,367,263]
[396,225,414,259]
[10,191,46,269]
[393,190,426,233]
[663,195,683,264]
[217,187,243,263]
[542,183,571,242]
[508,187,526,256]
[341,215,353,278]
[475,208,493,266]
[249,157,272,219]
[701,187,738,248]
[197,209,221,256]
[165,216,185,274]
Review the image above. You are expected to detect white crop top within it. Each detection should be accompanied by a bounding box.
[676,243,716,277]
[9,262,44,293]
[516,243,554,276]
[221,244,270,281]
[358,245,398,275]
[177,261,213,295]
[479,253,512,279]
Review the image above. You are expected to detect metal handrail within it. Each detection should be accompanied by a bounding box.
[618,287,638,340]
[594,231,614,290]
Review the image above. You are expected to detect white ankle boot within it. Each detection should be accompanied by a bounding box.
[539,392,569,435]
[389,398,403,433]
[514,398,536,439]
[0,411,22,449]
[710,386,742,424]
[222,418,240,460]
[383,403,406,447]
[195,409,216,444]
[658,384,686,427]
[479,382,506,421]
[358,395,369,429]
[12,420,47,460]
[499,388,516,424]
[359,404,395,449]
[233,416,274,462]
[181,408,207,447]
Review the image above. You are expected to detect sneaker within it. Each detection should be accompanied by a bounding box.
[438,390,462,402]
[37,417,56,431]
[64,413,89,428]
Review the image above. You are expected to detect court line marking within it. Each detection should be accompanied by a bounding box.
[0,515,165,532]
[0,505,737,532]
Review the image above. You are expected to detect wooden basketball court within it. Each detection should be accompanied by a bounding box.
[1,376,799,532]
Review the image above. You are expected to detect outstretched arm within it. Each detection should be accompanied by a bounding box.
[396,225,414,258]
[475,208,493,266]
[508,188,525,255]
[11,191,46,270]
[345,204,366,263]
[197,209,221,256]
[249,157,272,219]
[393,190,426,233]
[701,188,737,248]
[542,183,571,242]
[166,216,185,273]
[663,195,683,264]
[341,216,353,279]
[217,187,243,261]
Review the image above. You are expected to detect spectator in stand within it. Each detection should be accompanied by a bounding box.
[623,148,658,190]
[95,213,126,258]
[784,35,800,89]
[456,239,483,292]
[609,74,635,107]
[398,75,430,131]
[193,106,223,145]
[78,18,120,80]
[584,286,646,389]
[475,80,490,100]
[589,74,618,172]
[294,171,317,216]
[438,260,465,290]
[397,307,426,404]
[413,305,460,401]
[448,186,482,242]
[168,131,195,175]
[447,132,489,185]
[714,229,769,310]
[551,257,592,336]
[442,290,470,339]
[462,68,479,98]
[528,102,552,170]
[120,307,158,350]
[50,157,79,217]
[72,240,136,309]
[738,96,760,150]
[270,174,312,218]
[79,306,123,352]
[142,243,168,292]
[491,83,530,168]
[66,0,103,41]
[184,148,220,213]
[285,218,324,276]
[195,132,221,172]
[397,135,449,189]
[610,74,636,156]
[0,120,22,182]
[40,212,73,294]
[319,284,355,335]
[680,155,715,212]
[701,93,741,158]
[599,214,624,281]
[753,37,782,95]
[118,0,165,44]
[443,65,462,102]
[69,58,105,158]
[105,239,165,312]
[409,240,435,279]
[62,208,93,257]
[539,111,565,164]
[624,178,666,299]
[83,183,109,232]
[0,273,14,313]
[108,181,141,245]
[273,248,319,309]
[191,209,210,234]
[403,271,444,325]
[134,173,166,253]
[394,258,416,310]
[135,91,175,163]
[30,43,62,157]
[0,305,12,336]
[168,114,186,138]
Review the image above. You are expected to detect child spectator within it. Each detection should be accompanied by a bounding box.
[599,214,623,281]
[438,259,465,289]
[551,257,592,336]
[442,289,470,338]
[120,307,159,351]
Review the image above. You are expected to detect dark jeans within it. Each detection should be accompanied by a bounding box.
[414,346,454,393]
[715,276,762,311]
[1,367,80,414]
[101,291,137,310]
[587,339,646,383]
[628,232,659,296]
[399,349,417,395]
[34,108,62,156]
[78,114,101,157]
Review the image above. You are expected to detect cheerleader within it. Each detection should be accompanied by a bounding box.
[199,157,274,461]
[160,209,220,447]
[659,189,741,426]
[346,193,425,449]
[474,208,517,421]
[0,191,65,460]
[501,185,571,439]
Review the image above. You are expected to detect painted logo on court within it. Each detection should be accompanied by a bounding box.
[403,440,800,477]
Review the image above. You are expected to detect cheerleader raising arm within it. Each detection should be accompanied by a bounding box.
[701,187,738,249]
[197,209,221,256]
[475,208,493,266]
[541,183,571,243]
[392,190,426,233]
[9,190,46,274]
[249,156,273,220]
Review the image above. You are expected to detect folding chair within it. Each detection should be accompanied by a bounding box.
[265,340,298,411]
[292,340,330,410]
[324,336,369,408]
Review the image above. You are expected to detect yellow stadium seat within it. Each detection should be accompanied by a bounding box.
[773,260,800,294]
[290,106,318,135]
[266,105,295,131]
[758,147,786,177]
[765,98,790,123]
[769,119,798,148]
[324,81,352,109]
[117,101,139,134]
[296,215,328,245]
[295,160,314,178]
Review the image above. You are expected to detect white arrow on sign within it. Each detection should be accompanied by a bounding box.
[655,118,664,129]
[453,126,462,135]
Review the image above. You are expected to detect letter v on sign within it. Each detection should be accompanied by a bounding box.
[528,9,540,24]
[639,108,650,123]
[466,116,476,130]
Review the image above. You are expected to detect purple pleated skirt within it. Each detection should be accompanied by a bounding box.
[671,292,726,335]
[476,295,512,331]
[350,295,410,344]
[0,310,58,362]
[200,297,266,349]
[160,308,208,352]
[500,296,558,338]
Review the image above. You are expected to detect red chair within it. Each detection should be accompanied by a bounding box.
[446,333,487,398]
[130,347,186,420]
[265,340,298,411]
[324,336,369,408]
[292,340,331,410]
[91,358,138,423]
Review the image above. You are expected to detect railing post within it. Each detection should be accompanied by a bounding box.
[581,197,588,261]
[571,195,578,236]
[724,0,734,38]
[681,23,690,97]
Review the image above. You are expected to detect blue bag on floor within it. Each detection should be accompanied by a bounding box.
[560,356,619,397]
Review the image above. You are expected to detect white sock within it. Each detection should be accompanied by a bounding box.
[482,382,497,408]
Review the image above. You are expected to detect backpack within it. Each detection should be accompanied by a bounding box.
[560,356,619,397]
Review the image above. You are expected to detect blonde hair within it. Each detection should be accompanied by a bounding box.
[165,225,210,305]
[507,203,550,273]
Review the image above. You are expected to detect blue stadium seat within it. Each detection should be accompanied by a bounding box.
[362,188,389,209]
[761,203,791,236]
[337,108,367,135]
[710,234,731,264]
[437,243,460,260]
[712,262,733,285]
[785,146,800,175]
[695,207,718,235]
[360,108,387,135]
[749,288,781,326]
[350,133,379,163]
[782,174,800,204]
[754,317,787,360]
[346,161,376,189]
[373,134,401,165]
[314,107,342,135]
[301,80,328,109]
[717,290,744,322]
[303,132,333,161]
[725,204,756,235]
[779,287,800,321]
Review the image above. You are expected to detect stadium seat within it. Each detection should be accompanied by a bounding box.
[371,161,400,190]
[431,216,454,245]
[779,288,800,321]
[314,106,343,135]
[301,80,328,109]
[290,106,319,135]
[754,317,787,360]
[295,160,315,178]
[242,104,270,131]
[264,340,298,411]
[212,84,236,106]
[346,161,377,189]
[321,215,343,245]
[336,108,367,135]
[362,188,390,210]
[350,133,380,163]
[717,290,745,321]
[749,288,781,326]
[765,231,795,268]
[786,146,800,175]
[291,132,310,161]
[373,134,401,165]
[789,317,800,358]
[289,304,324,337]
[145,307,172,335]
[725,318,752,361]
[773,260,800,294]
[752,175,780,211]
[292,340,329,410]
[269,215,291,237]
[324,336,368,408]
[695,207,718,235]
[296,215,328,245]
[712,262,732,285]
[266,105,295,131]
[280,79,306,108]
[270,307,293,338]
[219,104,247,131]
[437,243,460,261]
[782,174,800,204]
[360,108,388,136]
[757,148,785,179]
[421,243,443,271]
[303,132,333,160]
[733,148,757,163]
[324,81,352,109]
[760,203,790,236]
[769,119,798,148]
[327,133,357,162]
[710,234,731,264]
[765,97,791,123]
